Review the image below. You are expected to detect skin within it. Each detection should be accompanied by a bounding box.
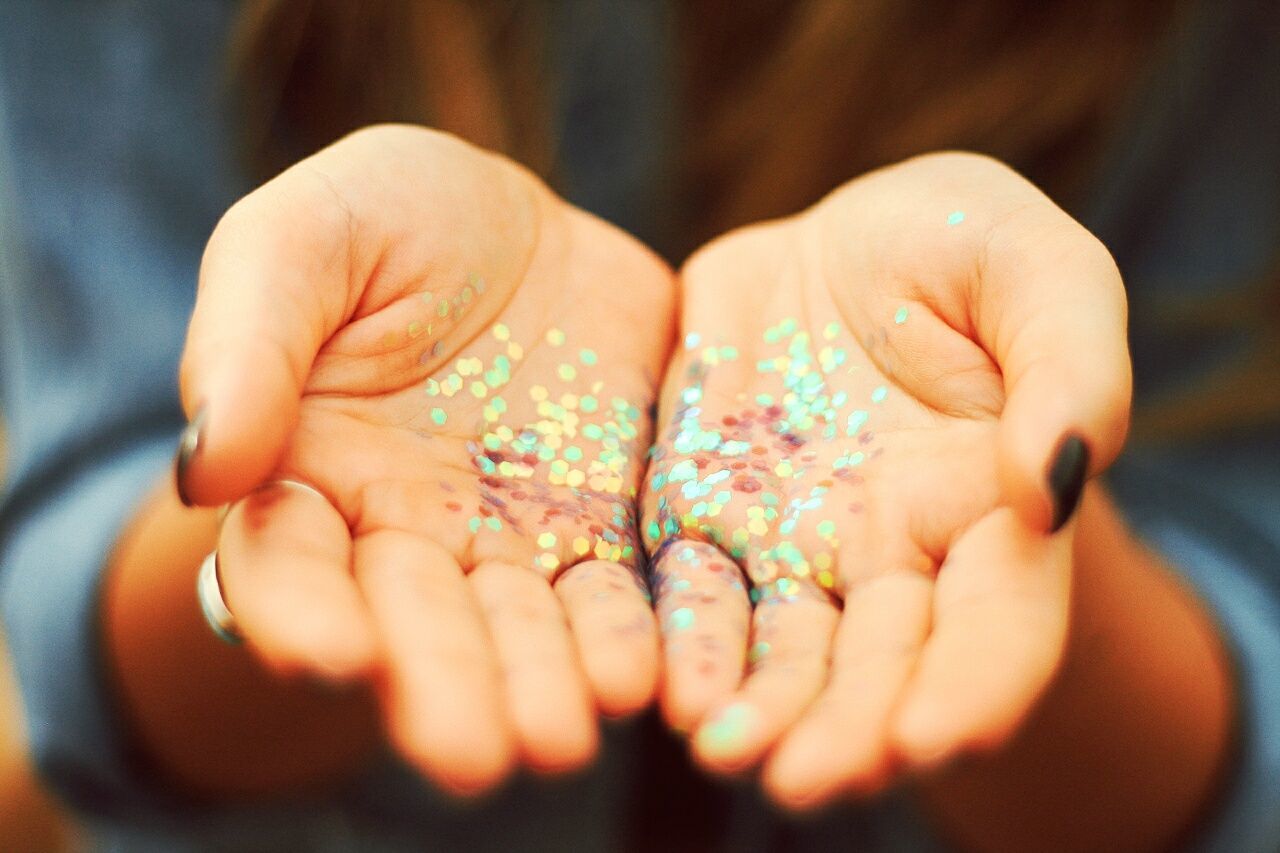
[103,134,1232,849]
[643,153,1234,850]
[104,124,675,797]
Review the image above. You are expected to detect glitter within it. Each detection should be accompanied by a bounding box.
[823,322,840,340]
[493,323,511,341]
[468,516,481,533]
[430,407,447,425]
[696,704,754,753]
[817,520,836,538]
[947,210,966,226]
[437,300,450,318]
[579,349,598,366]
[871,385,888,404]
[537,532,557,548]
[546,328,566,346]
[748,641,771,664]
[558,363,577,381]
[667,607,695,632]
[484,516,502,531]
[894,306,909,325]
[408,321,422,338]
[685,332,701,350]
[668,459,699,482]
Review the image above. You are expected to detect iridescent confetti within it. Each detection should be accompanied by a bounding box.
[947,210,966,226]
[667,607,696,632]
[696,703,754,752]
[415,306,646,579]
[647,318,893,593]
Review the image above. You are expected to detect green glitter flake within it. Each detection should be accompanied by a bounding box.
[579,348,598,366]
[747,641,772,665]
[667,607,695,632]
[430,407,447,425]
[871,385,888,404]
[894,306,909,325]
[697,704,754,753]
[947,210,966,226]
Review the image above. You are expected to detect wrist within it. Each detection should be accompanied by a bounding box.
[918,483,1235,852]
[102,477,380,800]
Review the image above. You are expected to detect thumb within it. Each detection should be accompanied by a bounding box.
[175,167,362,507]
[984,211,1132,534]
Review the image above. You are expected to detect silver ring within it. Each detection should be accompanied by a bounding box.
[198,479,329,645]
[197,550,242,645]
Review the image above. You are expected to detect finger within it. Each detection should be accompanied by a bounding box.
[217,481,377,682]
[979,200,1131,533]
[691,588,838,774]
[177,165,362,506]
[470,562,597,773]
[651,540,753,734]
[554,560,659,718]
[764,572,931,808]
[891,506,1072,769]
[355,530,515,796]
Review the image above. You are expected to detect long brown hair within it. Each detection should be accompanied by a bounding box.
[231,0,1180,255]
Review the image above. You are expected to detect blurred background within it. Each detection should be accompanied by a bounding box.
[0,430,80,851]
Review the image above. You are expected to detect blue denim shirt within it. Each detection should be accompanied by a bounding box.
[1,1,1278,850]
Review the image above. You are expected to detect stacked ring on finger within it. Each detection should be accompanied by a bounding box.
[195,479,331,645]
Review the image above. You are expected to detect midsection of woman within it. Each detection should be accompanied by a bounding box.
[0,2,1277,852]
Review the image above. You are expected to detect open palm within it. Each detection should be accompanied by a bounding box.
[642,153,1130,807]
[179,125,674,794]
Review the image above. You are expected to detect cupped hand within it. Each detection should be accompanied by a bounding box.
[178,125,675,794]
[641,152,1131,807]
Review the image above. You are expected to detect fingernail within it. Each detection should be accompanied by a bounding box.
[1047,433,1089,533]
[174,408,206,507]
[694,702,756,758]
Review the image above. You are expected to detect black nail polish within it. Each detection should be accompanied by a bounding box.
[174,408,205,507]
[1047,433,1089,533]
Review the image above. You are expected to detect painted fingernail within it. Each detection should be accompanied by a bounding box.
[694,702,756,758]
[174,407,206,507]
[1047,433,1089,533]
